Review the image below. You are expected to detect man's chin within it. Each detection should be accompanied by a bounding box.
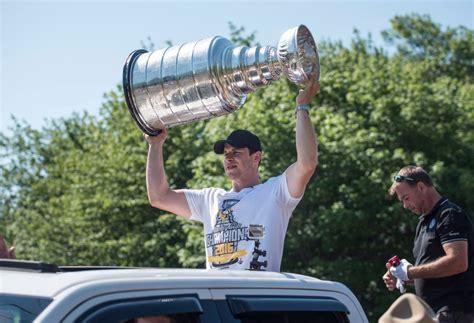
[225,171,240,180]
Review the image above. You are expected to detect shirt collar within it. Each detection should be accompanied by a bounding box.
[419,197,448,220]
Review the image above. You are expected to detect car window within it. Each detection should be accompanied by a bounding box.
[121,312,199,323]
[215,296,350,323]
[238,311,349,323]
[0,293,52,323]
[76,295,204,323]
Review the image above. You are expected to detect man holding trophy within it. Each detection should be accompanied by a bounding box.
[123,25,321,270]
[144,75,319,271]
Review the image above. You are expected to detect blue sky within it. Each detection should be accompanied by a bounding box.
[1,1,472,134]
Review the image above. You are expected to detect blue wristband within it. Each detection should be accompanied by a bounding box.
[295,104,310,115]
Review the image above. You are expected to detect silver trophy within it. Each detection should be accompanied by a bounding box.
[123,25,319,135]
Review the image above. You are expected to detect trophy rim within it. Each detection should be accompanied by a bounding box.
[277,24,320,84]
[296,24,320,81]
[122,49,162,136]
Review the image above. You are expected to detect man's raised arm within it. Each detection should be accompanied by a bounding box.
[145,128,191,218]
[286,74,320,198]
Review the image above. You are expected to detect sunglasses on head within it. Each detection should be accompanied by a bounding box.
[394,175,416,183]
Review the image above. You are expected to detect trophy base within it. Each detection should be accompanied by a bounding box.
[123,49,162,136]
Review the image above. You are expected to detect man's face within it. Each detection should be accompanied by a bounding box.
[223,144,259,180]
[394,182,425,215]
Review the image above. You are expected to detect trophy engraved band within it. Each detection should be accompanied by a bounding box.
[123,25,319,136]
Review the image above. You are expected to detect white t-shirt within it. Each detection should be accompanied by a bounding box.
[183,172,301,271]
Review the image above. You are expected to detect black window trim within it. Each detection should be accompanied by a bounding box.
[227,295,350,316]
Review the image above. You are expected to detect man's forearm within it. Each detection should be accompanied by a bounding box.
[408,255,467,279]
[146,143,170,204]
[295,110,318,172]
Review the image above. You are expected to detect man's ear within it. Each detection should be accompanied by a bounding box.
[417,181,426,192]
[254,151,262,164]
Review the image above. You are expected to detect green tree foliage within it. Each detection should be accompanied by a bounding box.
[1,94,189,266]
[1,16,472,321]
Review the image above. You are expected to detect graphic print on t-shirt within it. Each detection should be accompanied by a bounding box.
[206,199,250,268]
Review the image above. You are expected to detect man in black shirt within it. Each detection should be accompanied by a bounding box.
[382,165,474,323]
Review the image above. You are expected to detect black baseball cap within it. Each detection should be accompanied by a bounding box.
[213,129,262,154]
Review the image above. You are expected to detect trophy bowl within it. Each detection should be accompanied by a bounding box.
[277,25,320,85]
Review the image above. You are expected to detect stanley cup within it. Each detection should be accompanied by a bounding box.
[123,25,319,136]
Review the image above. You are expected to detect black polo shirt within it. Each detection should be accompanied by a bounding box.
[413,197,474,312]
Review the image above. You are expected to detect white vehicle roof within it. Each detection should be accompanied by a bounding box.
[1,265,350,298]
[0,260,369,323]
